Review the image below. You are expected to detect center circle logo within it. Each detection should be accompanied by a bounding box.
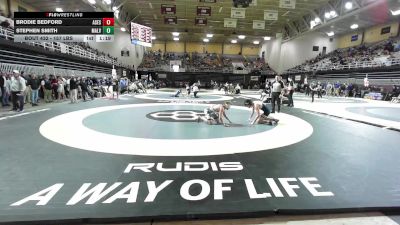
[39,103,314,156]
[146,110,204,122]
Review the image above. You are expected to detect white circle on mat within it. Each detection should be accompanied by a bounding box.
[39,103,313,156]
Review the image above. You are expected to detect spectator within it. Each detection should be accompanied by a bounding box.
[57,76,65,101]
[24,74,32,105]
[10,71,26,112]
[80,77,94,101]
[0,72,5,106]
[69,76,78,103]
[0,20,10,29]
[41,76,53,103]
[28,74,40,106]
[287,77,295,107]
[2,74,10,107]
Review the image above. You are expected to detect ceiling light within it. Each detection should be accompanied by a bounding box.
[173,37,179,41]
[350,24,358,29]
[345,2,353,10]
[231,39,237,44]
[203,38,209,42]
[264,36,271,40]
[172,32,180,36]
[55,8,63,12]
[206,34,213,38]
[327,31,335,36]
[88,0,96,4]
[390,9,400,16]
[112,6,118,11]
[238,35,245,39]
[253,40,260,45]
[103,0,111,5]
[325,12,331,19]
[114,10,119,18]
[120,27,126,32]
[330,10,337,17]
[151,36,156,40]
[314,17,321,23]
[310,20,316,28]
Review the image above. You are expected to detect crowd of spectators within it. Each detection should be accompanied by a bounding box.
[0,69,161,113]
[139,50,189,70]
[191,52,222,71]
[221,56,233,70]
[0,18,12,30]
[293,79,400,101]
[245,57,275,74]
[287,38,400,73]
[139,50,275,74]
[139,51,159,69]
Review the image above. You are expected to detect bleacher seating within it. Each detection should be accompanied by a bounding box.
[138,50,276,75]
[0,48,110,78]
[285,38,400,74]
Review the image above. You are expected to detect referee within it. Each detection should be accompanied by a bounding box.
[271,75,284,113]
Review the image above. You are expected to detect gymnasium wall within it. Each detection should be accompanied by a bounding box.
[338,32,364,48]
[146,42,259,56]
[205,43,223,54]
[223,43,241,55]
[262,31,338,73]
[0,0,7,16]
[150,43,165,52]
[337,22,399,48]
[166,42,185,53]
[262,37,282,73]
[280,32,338,72]
[363,22,399,43]
[242,45,260,55]
[88,29,144,69]
[186,42,206,53]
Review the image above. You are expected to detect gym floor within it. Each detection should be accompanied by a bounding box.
[0,89,399,225]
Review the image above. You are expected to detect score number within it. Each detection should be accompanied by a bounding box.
[103,26,114,34]
[102,18,114,26]
[102,18,114,35]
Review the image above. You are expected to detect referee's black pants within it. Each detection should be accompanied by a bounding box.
[271,92,281,113]
[288,90,294,107]
[311,91,316,102]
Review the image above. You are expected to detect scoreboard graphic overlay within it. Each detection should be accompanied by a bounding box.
[14,12,115,43]
[131,22,152,47]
